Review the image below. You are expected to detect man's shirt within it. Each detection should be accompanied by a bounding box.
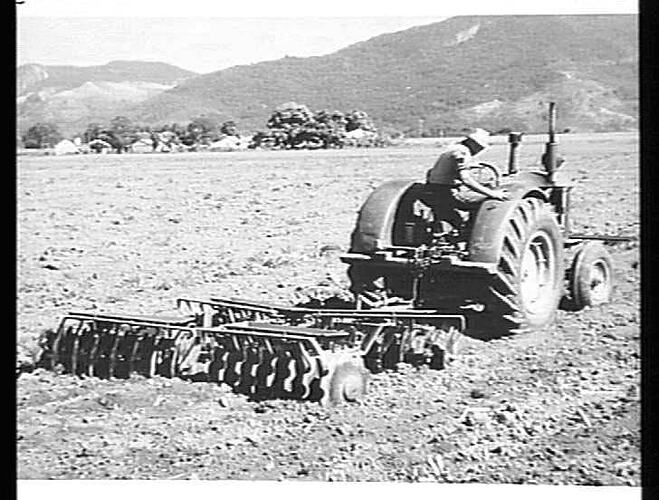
[426,143,472,186]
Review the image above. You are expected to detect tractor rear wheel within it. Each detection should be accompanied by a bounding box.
[475,197,564,334]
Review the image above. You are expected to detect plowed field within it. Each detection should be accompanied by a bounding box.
[17,133,639,484]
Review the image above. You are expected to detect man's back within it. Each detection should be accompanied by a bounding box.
[426,143,472,185]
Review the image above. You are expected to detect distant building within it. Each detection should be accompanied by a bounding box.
[53,139,79,156]
[87,139,113,154]
[130,138,154,154]
[154,142,173,153]
[345,129,376,140]
[157,131,177,145]
[208,135,247,152]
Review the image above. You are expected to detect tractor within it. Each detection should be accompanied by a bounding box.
[341,103,619,338]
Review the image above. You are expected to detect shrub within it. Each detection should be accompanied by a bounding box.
[22,123,62,149]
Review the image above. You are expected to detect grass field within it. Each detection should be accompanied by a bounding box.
[17,132,639,483]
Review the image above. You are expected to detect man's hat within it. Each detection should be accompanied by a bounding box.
[460,128,490,154]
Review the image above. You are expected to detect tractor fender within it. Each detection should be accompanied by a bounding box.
[468,173,550,264]
[350,179,419,253]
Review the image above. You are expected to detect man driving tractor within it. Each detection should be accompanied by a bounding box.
[424,128,509,230]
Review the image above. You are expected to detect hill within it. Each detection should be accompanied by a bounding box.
[17,60,196,95]
[17,61,197,137]
[131,15,638,134]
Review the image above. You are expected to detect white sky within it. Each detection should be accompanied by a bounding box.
[16,0,638,74]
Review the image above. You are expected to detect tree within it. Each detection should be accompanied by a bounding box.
[187,116,219,144]
[83,123,103,143]
[22,123,62,149]
[345,110,376,132]
[96,131,123,152]
[313,110,347,147]
[253,103,384,149]
[220,120,238,137]
[267,102,314,130]
[109,116,136,152]
[110,116,133,136]
[169,123,187,138]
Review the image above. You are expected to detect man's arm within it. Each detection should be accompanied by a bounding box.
[457,165,509,201]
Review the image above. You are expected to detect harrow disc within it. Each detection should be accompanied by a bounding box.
[324,355,368,405]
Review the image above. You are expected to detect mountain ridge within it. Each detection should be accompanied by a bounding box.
[18,15,638,137]
[17,60,196,95]
[130,14,637,134]
[17,60,198,137]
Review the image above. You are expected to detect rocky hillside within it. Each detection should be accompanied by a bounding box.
[16,61,196,137]
[131,15,637,134]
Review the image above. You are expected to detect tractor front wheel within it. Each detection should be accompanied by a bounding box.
[566,242,614,310]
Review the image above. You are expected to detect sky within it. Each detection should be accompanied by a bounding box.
[16,18,448,74]
[16,0,638,74]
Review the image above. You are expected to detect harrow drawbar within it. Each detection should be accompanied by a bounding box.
[38,297,466,405]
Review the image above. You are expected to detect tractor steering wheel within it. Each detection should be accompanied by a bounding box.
[469,162,501,189]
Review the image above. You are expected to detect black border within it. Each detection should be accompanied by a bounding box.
[12,3,19,500]
[641,0,657,497]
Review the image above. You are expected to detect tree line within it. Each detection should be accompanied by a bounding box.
[21,115,240,152]
[20,103,389,151]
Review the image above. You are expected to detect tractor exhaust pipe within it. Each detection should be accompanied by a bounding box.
[542,102,558,179]
[507,132,523,175]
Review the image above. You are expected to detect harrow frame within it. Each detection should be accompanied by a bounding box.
[39,296,467,405]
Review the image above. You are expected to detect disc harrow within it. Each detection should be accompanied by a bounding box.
[38,296,466,405]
